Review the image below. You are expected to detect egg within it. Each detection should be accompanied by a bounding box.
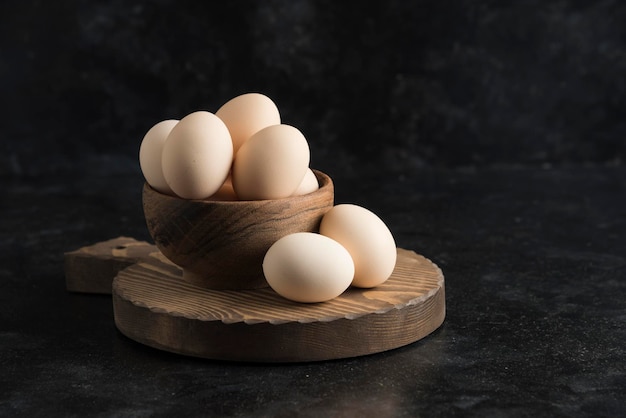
[139,119,179,195]
[292,168,319,196]
[162,111,233,200]
[232,124,310,200]
[216,93,281,153]
[319,204,397,288]
[263,232,354,303]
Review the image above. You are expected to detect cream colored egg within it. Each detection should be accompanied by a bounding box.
[162,111,233,200]
[292,168,319,196]
[216,93,281,153]
[263,232,354,303]
[232,124,310,200]
[139,119,178,195]
[319,204,397,288]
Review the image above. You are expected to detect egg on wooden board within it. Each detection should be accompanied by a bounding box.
[319,204,397,288]
[291,168,319,196]
[162,111,233,200]
[139,119,179,195]
[263,232,354,303]
[216,93,281,153]
[232,124,310,200]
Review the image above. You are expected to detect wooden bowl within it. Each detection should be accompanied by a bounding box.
[142,169,334,290]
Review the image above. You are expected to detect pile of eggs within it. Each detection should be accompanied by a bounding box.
[139,93,315,201]
[139,93,396,303]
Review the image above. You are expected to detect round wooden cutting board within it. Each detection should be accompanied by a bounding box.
[112,248,445,362]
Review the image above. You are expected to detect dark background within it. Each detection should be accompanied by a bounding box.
[2,1,625,416]
[3,0,625,178]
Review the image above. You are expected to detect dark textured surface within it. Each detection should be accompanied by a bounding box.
[2,166,625,416]
[2,1,625,416]
[3,0,626,176]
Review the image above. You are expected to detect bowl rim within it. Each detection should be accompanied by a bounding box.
[143,169,333,205]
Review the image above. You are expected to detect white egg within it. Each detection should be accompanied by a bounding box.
[232,124,310,200]
[139,119,178,195]
[162,111,233,200]
[319,204,397,288]
[292,168,319,196]
[263,232,354,303]
[216,92,281,153]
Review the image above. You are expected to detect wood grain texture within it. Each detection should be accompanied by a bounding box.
[113,248,445,362]
[64,237,157,294]
[142,169,335,290]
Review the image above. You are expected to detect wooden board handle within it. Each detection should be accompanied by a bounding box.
[64,237,157,294]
